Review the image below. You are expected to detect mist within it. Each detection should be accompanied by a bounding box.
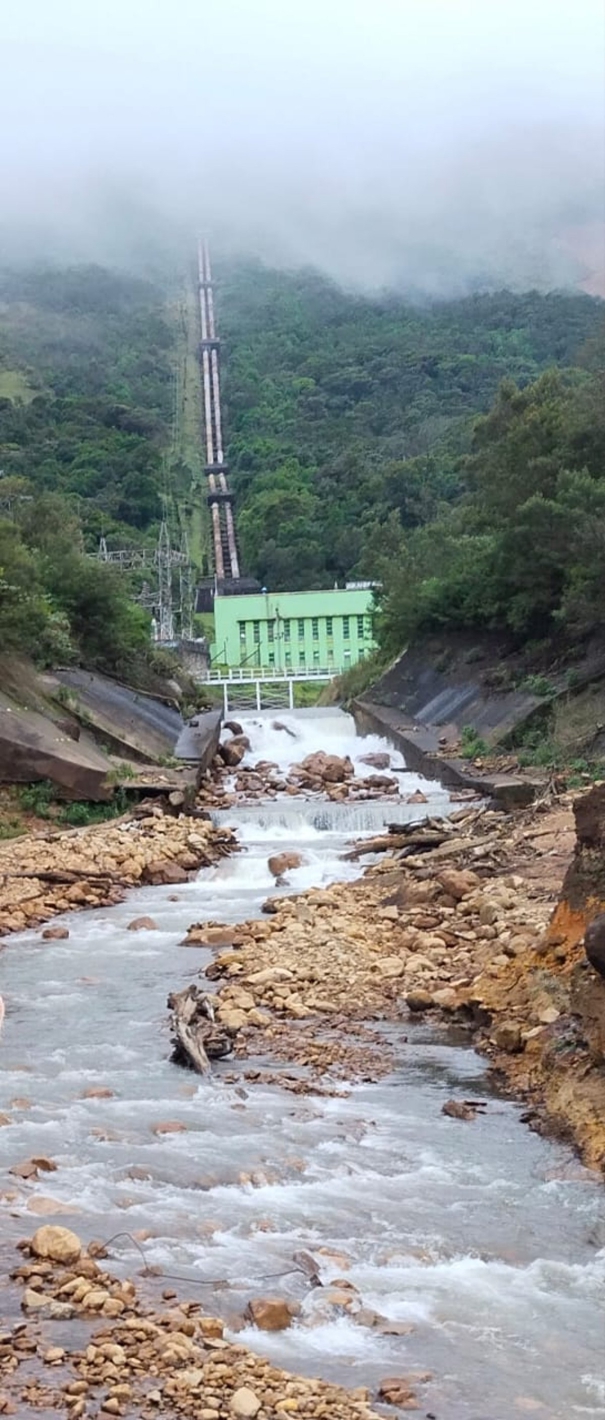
[1,0,604,294]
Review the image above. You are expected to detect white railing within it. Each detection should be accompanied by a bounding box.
[205,665,336,683]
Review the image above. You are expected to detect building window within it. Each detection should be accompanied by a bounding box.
[285,650,291,666]
[312,618,319,640]
[327,648,334,664]
[238,620,246,641]
[268,652,275,665]
[298,618,305,639]
[343,616,350,639]
[299,649,306,665]
[357,615,364,637]
[313,649,320,664]
[283,620,290,641]
[326,617,333,636]
[268,620,275,642]
[253,621,260,643]
[344,648,351,660]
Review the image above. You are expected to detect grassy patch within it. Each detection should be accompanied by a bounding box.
[0,369,37,403]
[293,681,330,708]
[459,725,490,759]
[326,651,388,706]
[18,779,129,824]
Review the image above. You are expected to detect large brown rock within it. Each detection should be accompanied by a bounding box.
[142,861,189,886]
[438,868,480,901]
[584,915,605,981]
[363,774,398,792]
[30,1225,81,1264]
[218,739,247,768]
[359,752,391,769]
[299,752,355,784]
[268,852,304,880]
[378,1376,417,1407]
[246,1297,297,1331]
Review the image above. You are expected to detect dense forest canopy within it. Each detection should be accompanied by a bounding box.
[0,265,176,680]
[0,256,603,681]
[0,265,173,545]
[217,261,603,603]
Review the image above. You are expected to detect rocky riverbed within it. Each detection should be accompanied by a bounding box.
[0,811,236,937]
[2,1224,385,1419]
[2,714,605,1419]
[185,790,605,1172]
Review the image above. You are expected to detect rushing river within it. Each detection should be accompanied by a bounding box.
[1,710,604,1420]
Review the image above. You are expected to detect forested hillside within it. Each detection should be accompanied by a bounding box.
[1,256,603,685]
[0,266,176,681]
[218,264,604,633]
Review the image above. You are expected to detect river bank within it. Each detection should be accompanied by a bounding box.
[0,811,236,937]
[195,790,605,1171]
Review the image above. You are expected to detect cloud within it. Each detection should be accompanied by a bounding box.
[1,0,603,292]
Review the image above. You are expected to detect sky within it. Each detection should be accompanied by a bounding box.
[1,0,604,293]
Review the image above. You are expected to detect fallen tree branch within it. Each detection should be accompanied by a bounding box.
[168,985,232,1074]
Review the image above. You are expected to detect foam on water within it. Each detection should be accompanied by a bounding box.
[0,710,604,1419]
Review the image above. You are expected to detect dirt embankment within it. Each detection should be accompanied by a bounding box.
[184,792,605,1173]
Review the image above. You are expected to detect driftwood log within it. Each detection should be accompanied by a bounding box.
[167,985,232,1074]
[343,816,452,861]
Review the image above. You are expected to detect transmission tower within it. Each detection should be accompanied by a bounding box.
[178,532,194,640]
[157,520,174,642]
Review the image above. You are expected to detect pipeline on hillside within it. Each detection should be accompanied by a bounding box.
[197,241,240,582]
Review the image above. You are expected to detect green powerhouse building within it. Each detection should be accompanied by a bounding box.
[211,584,376,673]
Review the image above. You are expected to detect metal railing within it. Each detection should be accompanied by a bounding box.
[205,665,335,683]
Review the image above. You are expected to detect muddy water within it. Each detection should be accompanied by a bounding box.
[0,710,604,1420]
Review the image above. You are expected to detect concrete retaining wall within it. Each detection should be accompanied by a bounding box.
[352,699,543,809]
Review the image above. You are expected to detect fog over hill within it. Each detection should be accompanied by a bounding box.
[1,0,604,294]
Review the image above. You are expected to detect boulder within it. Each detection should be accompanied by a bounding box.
[231,1390,261,1418]
[376,956,406,978]
[217,1007,248,1032]
[299,752,354,784]
[492,1021,524,1053]
[218,739,246,768]
[223,720,243,736]
[442,1099,477,1120]
[359,752,391,769]
[142,861,189,886]
[272,721,296,737]
[438,868,480,901]
[10,1156,57,1178]
[584,915,605,981]
[41,926,70,940]
[30,1225,81,1264]
[246,1296,296,1331]
[268,852,304,880]
[378,1376,417,1407]
[229,734,251,752]
[364,774,398,791]
[405,989,434,1012]
[127,916,158,932]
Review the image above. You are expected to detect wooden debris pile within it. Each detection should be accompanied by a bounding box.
[344,806,510,871]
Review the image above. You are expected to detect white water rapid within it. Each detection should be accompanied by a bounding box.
[1,710,604,1420]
